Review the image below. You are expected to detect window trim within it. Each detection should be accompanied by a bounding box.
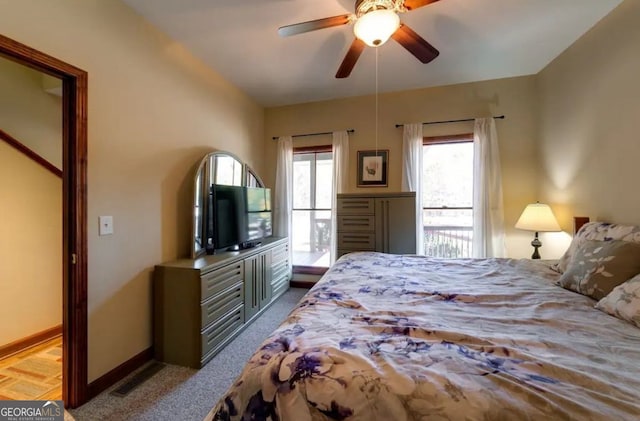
[293,266,328,276]
[293,145,332,154]
[423,132,474,145]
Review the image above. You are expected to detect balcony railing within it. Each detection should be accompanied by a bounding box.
[292,210,331,267]
[424,225,473,258]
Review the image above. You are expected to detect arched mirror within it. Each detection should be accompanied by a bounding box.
[191,151,265,258]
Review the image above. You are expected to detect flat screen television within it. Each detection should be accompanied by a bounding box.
[206,185,272,254]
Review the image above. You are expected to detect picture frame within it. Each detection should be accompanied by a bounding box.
[357,149,388,187]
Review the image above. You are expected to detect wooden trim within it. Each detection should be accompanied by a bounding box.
[423,133,474,145]
[272,129,354,141]
[0,325,62,359]
[293,144,332,154]
[574,216,590,234]
[0,34,88,408]
[423,206,472,210]
[292,265,328,276]
[291,208,332,212]
[0,128,62,177]
[290,280,316,289]
[88,347,154,399]
[65,63,89,409]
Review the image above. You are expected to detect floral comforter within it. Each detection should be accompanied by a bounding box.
[207,252,640,420]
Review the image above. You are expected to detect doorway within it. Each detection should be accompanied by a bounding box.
[0,34,88,408]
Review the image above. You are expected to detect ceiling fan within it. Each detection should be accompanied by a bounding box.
[278,0,441,78]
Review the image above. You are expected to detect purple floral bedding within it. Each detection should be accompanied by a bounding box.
[206,252,640,420]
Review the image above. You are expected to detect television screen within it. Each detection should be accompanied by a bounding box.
[207,185,272,253]
[209,184,246,251]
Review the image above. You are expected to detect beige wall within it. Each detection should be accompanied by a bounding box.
[0,0,264,381]
[0,47,63,346]
[266,76,541,258]
[0,57,62,169]
[0,143,62,345]
[537,0,640,257]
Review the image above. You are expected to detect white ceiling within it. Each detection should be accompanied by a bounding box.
[122,0,622,107]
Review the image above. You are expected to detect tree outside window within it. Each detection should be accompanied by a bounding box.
[423,135,474,257]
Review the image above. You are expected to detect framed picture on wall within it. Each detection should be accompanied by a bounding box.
[357,149,388,187]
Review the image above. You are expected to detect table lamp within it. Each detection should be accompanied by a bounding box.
[515,202,561,259]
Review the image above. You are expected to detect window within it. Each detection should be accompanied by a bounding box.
[423,134,474,258]
[292,146,333,270]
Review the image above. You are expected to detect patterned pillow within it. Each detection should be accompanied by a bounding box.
[553,222,640,273]
[596,274,640,328]
[557,239,640,300]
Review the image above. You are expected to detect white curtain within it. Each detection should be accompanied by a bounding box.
[274,136,293,264]
[472,118,506,258]
[330,131,349,263]
[401,123,424,255]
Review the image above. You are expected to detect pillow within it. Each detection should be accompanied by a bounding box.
[557,239,640,300]
[553,222,640,273]
[596,274,640,328]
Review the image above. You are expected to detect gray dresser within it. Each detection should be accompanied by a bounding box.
[153,236,290,368]
[337,193,416,258]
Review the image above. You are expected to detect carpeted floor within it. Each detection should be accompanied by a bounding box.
[68,287,308,421]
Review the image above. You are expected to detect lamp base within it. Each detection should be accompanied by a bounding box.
[530,232,542,259]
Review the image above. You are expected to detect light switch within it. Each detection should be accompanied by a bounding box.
[99,216,114,236]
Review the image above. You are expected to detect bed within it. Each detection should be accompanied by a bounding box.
[206,222,640,420]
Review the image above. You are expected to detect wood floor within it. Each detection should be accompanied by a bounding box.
[292,250,330,267]
[0,336,62,400]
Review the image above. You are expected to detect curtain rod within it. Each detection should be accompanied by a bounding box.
[272,129,354,140]
[395,115,505,128]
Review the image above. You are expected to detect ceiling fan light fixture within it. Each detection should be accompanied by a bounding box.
[353,9,400,47]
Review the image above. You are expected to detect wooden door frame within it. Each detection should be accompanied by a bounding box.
[0,34,88,407]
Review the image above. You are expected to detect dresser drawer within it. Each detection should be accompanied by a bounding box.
[201,303,244,358]
[337,197,374,214]
[271,242,289,265]
[201,261,243,301]
[272,274,289,299]
[338,232,376,250]
[272,260,290,285]
[338,215,375,232]
[201,281,244,328]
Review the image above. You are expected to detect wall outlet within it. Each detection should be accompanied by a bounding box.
[99,216,114,236]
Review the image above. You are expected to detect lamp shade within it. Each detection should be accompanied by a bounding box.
[515,203,561,232]
[353,9,400,47]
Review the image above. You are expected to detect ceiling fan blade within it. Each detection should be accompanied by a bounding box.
[278,14,352,37]
[391,24,439,63]
[402,0,440,11]
[336,38,366,78]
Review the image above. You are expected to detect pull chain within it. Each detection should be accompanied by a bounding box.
[375,47,379,155]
